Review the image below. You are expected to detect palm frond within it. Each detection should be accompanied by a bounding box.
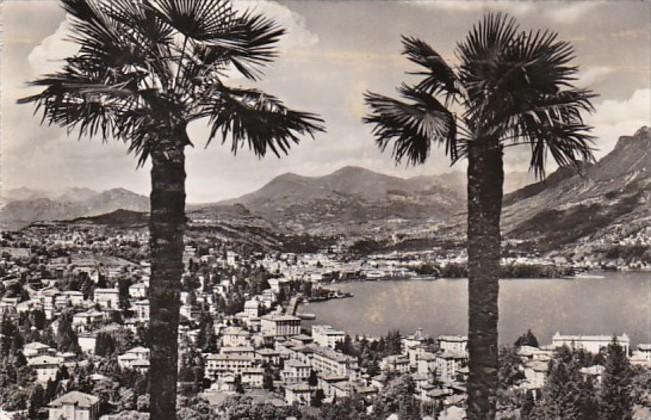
[482,28,591,130]
[201,86,325,157]
[191,10,284,81]
[363,84,458,165]
[146,0,236,41]
[508,115,595,179]
[456,12,519,111]
[62,0,147,70]
[99,0,175,86]
[401,35,459,102]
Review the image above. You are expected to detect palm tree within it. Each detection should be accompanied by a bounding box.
[363,13,595,419]
[19,1,324,418]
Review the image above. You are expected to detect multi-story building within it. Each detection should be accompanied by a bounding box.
[219,346,255,358]
[285,383,313,406]
[241,367,265,388]
[93,288,120,309]
[281,359,312,384]
[205,354,261,380]
[402,328,429,353]
[632,343,651,366]
[261,314,301,338]
[29,355,62,383]
[23,342,55,359]
[309,345,358,377]
[48,391,99,420]
[72,310,104,332]
[133,299,149,321]
[551,332,630,355]
[380,354,411,373]
[434,352,467,383]
[437,335,468,357]
[312,325,346,349]
[129,282,148,299]
[417,352,437,376]
[243,299,260,318]
[118,347,150,371]
[222,326,251,347]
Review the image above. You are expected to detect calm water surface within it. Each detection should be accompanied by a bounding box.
[305,272,651,346]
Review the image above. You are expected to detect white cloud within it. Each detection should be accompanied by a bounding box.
[28,17,78,75]
[28,1,318,76]
[233,0,318,51]
[413,0,599,24]
[577,66,615,88]
[588,88,651,156]
[543,2,599,24]
[413,0,534,15]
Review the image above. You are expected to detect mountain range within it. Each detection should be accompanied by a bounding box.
[0,187,149,230]
[2,126,649,256]
[217,166,464,235]
[502,126,650,254]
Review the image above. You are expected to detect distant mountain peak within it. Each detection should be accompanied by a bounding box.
[331,166,379,176]
[613,125,650,152]
[634,126,649,137]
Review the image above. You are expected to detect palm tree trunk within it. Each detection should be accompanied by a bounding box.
[466,137,503,420]
[148,138,186,420]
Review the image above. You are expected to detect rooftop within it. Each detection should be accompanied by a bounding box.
[49,391,99,408]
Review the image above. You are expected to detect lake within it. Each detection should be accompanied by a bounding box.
[305,272,651,347]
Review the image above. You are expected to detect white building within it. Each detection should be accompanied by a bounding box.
[23,342,55,359]
[243,299,260,318]
[630,344,651,366]
[29,355,62,383]
[93,288,120,309]
[580,365,605,385]
[241,367,264,388]
[551,332,630,355]
[48,391,99,420]
[205,353,261,380]
[133,299,149,321]
[281,359,312,384]
[118,347,150,371]
[524,360,549,389]
[309,345,359,377]
[78,334,97,354]
[261,314,301,338]
[222,327,251,347]
[402,328,429,353]
[435,352,467,383]
[129,282,148,299]
[381,354,411,373]
[72,310,104,332]
[312,325,346,349]
[438,335,468,357]
[417,352,437,376]
[285,383,313,406]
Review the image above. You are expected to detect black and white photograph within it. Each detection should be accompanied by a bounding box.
[1,1,650,419]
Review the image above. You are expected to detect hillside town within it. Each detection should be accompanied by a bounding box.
[1,224,650,420]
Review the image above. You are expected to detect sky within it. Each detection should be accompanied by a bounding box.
[1,0,650,203]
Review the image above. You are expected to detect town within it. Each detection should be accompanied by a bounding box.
[0,222,650,420]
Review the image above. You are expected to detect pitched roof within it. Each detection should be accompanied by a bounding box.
[49,391,99,408]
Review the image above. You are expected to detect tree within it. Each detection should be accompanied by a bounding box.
[363,13,595,419]
[531,346,598,420]
[514,329,539,348]
[28,383,45,418]
[600,339,634,420]
[55,312,81,354]
[95,332,117,357]
[20,1,324,418]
